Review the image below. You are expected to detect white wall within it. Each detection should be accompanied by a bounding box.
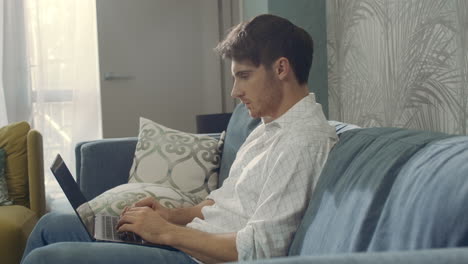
[96,0,230,137]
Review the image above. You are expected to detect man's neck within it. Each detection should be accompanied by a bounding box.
[263,84,309,123]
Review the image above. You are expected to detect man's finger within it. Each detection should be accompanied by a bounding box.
[134,197,155,207]
[117,223,133,233]
[126,206,147,213]
[120,206,133,217]
[116,214,138,229]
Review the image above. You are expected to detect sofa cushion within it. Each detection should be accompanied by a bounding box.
[0,205,37,264]
[0,122,30,207]
[128,117,221,198]
[0,148,12,205]
[289,128,454,256]
[218,104,261,187]
[367,136,468,250]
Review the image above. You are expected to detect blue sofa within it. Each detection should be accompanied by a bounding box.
[75,104,468,263]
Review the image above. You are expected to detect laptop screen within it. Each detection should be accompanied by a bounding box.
[50,154,95,238]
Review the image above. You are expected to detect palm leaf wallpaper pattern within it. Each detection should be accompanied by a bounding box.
[327,0,468,135]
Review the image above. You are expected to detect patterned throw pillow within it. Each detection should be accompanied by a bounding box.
[128,117,221,199]
[328,120,361,136]
[0,148,13,206]
[86,183,204,216]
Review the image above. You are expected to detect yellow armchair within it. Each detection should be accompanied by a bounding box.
[0,122,45,264]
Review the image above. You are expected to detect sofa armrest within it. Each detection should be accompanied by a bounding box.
[75,137,137,200]
[27,129,46,217]
[234,248,468,264]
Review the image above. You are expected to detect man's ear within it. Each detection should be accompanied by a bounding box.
[275,57,290,81]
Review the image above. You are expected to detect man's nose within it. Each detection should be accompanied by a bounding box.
[231,83,242,98]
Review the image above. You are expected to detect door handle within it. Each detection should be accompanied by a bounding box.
[103,72,135,81]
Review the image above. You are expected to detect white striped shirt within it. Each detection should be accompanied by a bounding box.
[187,93,338,260]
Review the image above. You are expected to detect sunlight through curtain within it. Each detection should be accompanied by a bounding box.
[327,0,468,135]
[24,0,102,211]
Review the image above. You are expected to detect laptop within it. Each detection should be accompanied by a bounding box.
[50,154,177,250]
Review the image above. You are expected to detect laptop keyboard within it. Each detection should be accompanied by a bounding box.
[102,215,142,243]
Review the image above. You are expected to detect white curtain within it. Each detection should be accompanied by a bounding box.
[23,0,102,211]
[0,0,6,126]
[0,0,32,127]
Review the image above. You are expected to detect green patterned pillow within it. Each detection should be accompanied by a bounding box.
[0,148,13,206]
[85,183,204,216]
[128,117,221,199]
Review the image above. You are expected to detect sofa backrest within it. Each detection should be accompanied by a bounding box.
[289,127,468,256]
[218,104,261,188]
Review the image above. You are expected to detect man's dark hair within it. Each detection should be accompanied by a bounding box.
[215,14,313,85]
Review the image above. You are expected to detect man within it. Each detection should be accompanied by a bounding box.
[22,14,337,264]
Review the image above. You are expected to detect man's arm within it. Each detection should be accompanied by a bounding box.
[168,199,215,225]
[117,206,238,263]
[167,224,238,263]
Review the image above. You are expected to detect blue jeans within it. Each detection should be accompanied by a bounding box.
[22,212,197,264]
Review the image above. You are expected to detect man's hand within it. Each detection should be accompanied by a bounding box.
[117,205,174,245]
[117,198,236,263]
[120,197,170,221]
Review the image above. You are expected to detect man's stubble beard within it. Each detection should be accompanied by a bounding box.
[262,76,283,118]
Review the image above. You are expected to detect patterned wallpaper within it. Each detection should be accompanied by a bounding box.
[327,0,468,135]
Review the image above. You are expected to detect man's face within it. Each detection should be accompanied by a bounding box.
[230,60,282,119]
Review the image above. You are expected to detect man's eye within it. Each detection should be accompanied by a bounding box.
[240,74,249,79]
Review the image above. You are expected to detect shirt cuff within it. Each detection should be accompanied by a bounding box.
[236,224,255,260]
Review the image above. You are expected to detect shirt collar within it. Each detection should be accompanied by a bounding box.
[262,93,317,130]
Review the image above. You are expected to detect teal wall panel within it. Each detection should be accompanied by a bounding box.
[242,0,329,117]
[242,0,269,20]
[269,0,328,117]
